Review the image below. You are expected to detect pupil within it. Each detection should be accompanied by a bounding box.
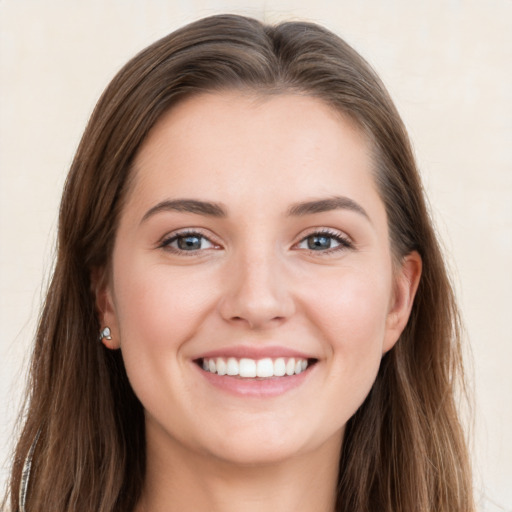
[308,235,331,250]
[178,235,201,250]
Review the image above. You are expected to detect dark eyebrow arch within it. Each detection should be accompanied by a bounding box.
[141,199,227,223]
[286,196,370,220]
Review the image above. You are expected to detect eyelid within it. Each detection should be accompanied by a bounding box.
[156,226,354,255]
[158,228,222,253]
[293,227,354,253]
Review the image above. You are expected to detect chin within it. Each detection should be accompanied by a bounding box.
[197,419,341,468]
[206,439,306,467]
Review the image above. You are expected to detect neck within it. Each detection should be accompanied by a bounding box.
[136,426,342,512]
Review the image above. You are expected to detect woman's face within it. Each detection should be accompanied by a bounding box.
[99,92,420,466]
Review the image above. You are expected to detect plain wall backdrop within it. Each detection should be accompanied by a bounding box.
[1,1,511,510]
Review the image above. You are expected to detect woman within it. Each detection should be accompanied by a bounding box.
[5,14,474,512]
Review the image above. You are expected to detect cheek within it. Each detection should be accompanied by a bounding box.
[111,256,219,371]
[303,266,391,397]
[110,258,224,432]
[306,264,391,341]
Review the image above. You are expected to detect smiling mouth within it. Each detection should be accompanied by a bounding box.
[196,357,318,378]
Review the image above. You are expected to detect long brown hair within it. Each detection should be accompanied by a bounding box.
[5,14,474,511]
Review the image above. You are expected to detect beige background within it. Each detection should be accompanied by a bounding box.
[1,1,511,510]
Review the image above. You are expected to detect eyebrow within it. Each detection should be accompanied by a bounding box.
[141,199,227,223]
[141,195,370,223]
[286,196,370,220]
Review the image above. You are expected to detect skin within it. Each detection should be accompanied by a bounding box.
[96,92,421,512]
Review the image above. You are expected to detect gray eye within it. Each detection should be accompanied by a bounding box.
[166,233,215,252]
[299,234,341,251]
[307,235,334,250]
[177,235,203,250]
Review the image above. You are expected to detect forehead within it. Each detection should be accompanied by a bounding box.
[127,91,381,218]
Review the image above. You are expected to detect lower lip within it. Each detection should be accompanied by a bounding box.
[195,363,314,397]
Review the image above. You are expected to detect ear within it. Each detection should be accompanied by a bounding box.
[91,266,121,350]
[383,251,422,353]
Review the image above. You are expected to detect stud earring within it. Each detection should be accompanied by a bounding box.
[99,326,112,342]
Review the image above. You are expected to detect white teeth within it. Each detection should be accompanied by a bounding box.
[239,358,257,378]
[227,357,239,376]
[256,358,274,378]
[201,356,311,378]
[216,358,227,376]
[274,358,286,377]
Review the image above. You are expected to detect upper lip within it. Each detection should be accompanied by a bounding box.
[193,345,317,361]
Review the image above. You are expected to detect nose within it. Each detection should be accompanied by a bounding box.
[218,249,295,330]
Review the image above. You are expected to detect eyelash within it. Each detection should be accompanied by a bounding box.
[159,228,354,256]
[159,229,219,256]
[296,229,354,255]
